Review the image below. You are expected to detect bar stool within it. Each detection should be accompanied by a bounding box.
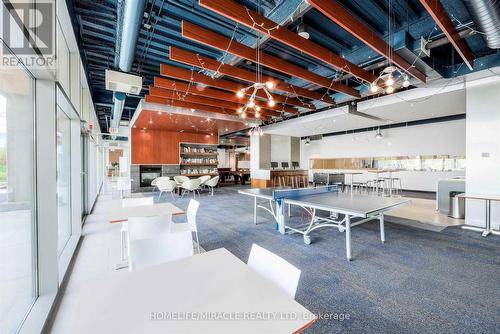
[386,177,403,195]
[368,179,386,195]
[352,182,365,194]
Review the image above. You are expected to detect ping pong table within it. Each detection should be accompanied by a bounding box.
[238,186,411,260]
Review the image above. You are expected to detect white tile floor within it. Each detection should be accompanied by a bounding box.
[388,197,464,226]
[48,192,125,334]
[0,209,35,333]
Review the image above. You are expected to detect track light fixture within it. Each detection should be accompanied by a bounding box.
[297,22,309,39]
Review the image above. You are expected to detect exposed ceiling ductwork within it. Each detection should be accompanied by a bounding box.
[464,0,500,49]
[110,0,146,131]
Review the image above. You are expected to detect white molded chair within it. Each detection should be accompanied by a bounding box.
[128,231,193,272]
[122,197,154,207]
[127,214,173,241]
[174,175,190,184]
[171,199,200,253]
[151,176,170,192]
[204,176,219,196]
[198,175,211,189]
[247,244,301,298]
[119,197,155,261]
[157,178,177,200]
[180,179,202,198]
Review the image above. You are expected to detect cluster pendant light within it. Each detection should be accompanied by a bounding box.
[369,0,411,95]
[235,0,275,133]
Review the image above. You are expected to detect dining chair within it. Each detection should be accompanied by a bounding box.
[180,179,202,198]
[204,176,220,196]
[120,197,154,261]
[151,176,170,192]
[198,175,211,189]
[127,214,173,241]
[157,178,177,200]
[128,231,193,272]
[247,244,301,298]
[173,175,190,184]
[122,197,154,207]
[170,199,200,253]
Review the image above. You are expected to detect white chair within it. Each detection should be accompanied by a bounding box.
[122,197,154,207]
[198,175,211,189]
[180,178,202,198]
[128,231,193,272]
[171,199,200,253]
[127,214,173,241]
[151,176,170,192]
[157,179,177,200]
[204,176,219,196]
[120,197,154,261]
[247,244,301,298]
[173,175,190,184]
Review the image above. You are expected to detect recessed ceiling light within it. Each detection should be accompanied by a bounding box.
[133,125,136,128]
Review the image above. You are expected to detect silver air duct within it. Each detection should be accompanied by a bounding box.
[110,0,146,131]
[464,0,500,49]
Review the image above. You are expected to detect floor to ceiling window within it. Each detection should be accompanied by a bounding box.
[0,63,37,333]
[56,105,72,255]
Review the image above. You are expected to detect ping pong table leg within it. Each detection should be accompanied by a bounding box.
[379,214,385,243]
[254,196,257,225]
[345,215,352,261]
[277,201,286,235]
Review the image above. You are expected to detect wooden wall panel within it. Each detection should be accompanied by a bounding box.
[131,129,218,164]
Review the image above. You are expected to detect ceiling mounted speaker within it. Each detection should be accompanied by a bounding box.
[297,23,309,39]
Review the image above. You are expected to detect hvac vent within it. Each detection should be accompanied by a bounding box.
[310,134,323,141]
[105,70,143,95]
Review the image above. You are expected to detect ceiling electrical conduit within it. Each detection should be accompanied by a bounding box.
[110,0,146,131]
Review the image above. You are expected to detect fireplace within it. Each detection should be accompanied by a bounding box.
[140,165,161,187]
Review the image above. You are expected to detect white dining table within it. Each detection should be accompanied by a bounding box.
[108,202,185,223]
[70,248,316,333]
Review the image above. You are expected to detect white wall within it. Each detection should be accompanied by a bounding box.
[465,80,500,229]
[301,119,466,191]
[270,134,291,164]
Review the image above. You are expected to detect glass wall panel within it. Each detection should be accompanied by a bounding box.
[56,107,72,254]
[0,66,36,333]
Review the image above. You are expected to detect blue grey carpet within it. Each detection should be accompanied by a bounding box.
[151,185,500,334]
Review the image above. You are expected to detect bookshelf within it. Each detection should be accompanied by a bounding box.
[179,143,219,176]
